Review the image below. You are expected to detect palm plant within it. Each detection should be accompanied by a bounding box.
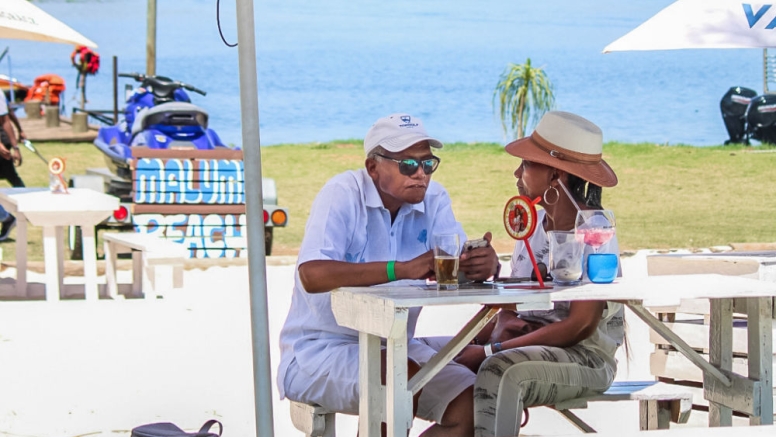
[493,58,555,139]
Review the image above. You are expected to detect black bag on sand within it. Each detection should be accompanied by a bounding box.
[131,419,223,437]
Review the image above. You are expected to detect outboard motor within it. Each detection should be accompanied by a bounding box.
[720,86,756,144]
[746,94,776,145]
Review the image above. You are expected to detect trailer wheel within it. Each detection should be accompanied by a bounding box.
[264,227,273,256]
[69,226,83,260]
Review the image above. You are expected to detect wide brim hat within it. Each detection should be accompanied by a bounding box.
[504,111,618,188]
[364,113,444,155]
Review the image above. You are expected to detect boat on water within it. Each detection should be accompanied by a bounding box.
[0,74,29,102]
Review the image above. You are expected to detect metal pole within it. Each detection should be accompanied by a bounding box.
[113,56,118,123]
[7,53,14,104]
[235,1,274,436]
[764,48,768,94]
[146,0,157,76]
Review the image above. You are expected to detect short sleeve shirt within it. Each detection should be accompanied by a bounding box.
[509,209,625,367]
[0,92,9,117]
[277,168,466,397]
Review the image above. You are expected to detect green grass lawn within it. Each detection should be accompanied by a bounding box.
[3,140,775,261]
[262,140,776,255]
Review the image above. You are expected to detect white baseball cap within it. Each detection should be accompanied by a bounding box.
[364,113,444,156]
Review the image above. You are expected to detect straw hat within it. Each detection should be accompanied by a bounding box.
[505,111,618,187]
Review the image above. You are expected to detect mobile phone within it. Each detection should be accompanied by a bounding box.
[463,238,488,252]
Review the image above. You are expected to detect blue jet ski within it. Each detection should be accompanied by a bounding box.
[94,73,229,181]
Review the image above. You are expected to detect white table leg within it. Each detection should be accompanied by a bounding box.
[409,306,498,395]
[14,213,27,298]
[56,226,64,291]
[132,250,142,298]
[709,298,733,427]
[104,241,119,299]
[42,226,61,302]
[386,319,412,437]
[748,297,774,425]
[81,225,98,301]
[359,331,382,437]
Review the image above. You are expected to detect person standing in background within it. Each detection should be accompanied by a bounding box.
[0,91,24,241]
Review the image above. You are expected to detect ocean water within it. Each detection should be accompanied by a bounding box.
[3,0,764,147]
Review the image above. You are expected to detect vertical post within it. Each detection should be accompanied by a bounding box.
[146,0,157,76]
[79,75,86,111]
[708,298,733,427]
[764,49,768,94]
[113,56,118,124]
[7,53,14,104]
[747,297,774,425]
[235,1,273,436]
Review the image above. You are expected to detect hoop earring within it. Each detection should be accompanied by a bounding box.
[543,185,560,206]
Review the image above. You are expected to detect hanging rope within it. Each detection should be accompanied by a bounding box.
[217,0,237,47]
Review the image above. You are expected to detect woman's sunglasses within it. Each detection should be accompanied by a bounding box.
[374,153,441,176]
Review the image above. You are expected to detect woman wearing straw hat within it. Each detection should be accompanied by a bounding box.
[455,111,625,437]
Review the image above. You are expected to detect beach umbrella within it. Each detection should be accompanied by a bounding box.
[604,0,776,53]
[0,0,97,48]
[234,1,274,436]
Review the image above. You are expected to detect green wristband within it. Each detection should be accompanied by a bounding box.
[386,260,396,282]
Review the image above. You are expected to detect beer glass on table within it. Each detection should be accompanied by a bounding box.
[433,234,461,291]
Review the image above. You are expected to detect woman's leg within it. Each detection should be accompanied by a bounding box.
[473,344,615,437]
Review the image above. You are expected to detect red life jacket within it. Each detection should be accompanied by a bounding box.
[71,46,100,75]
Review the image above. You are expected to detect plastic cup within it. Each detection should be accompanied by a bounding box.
[548,231,584,286]
[433,234,460,291]
[586,253,619,283]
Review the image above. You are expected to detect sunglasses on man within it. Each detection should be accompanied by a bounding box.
[374,153,441,176]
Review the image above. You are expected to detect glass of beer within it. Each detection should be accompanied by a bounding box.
[433,234,461,291]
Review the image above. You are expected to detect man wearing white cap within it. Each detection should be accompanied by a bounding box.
[277,113,499,436]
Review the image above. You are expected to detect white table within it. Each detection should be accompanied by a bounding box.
[0,188,119,301]
[331,275,776,436]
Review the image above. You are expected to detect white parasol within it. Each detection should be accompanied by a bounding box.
[0,0,97,48]
[604,0,776,53]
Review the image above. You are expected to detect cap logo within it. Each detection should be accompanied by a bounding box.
[401,116,411,123]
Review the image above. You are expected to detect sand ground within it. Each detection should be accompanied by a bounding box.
[0,250,754,437]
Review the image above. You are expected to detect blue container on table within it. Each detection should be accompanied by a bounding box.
[586,253,618,283]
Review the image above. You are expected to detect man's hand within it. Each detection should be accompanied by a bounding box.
[397,250,435,281]
[17,131,26,141]
[11,148,21,167]
[454,344,487,372]
[459,231,499,281]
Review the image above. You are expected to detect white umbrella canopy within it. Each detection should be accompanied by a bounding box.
[0,0,97,48]
[604,0,776,53]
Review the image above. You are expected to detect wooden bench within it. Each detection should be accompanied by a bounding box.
[103,232,186,300]
[290,401,336,437]
[646,252,776,417]
[551,381,692,433]
[289,381,692,436]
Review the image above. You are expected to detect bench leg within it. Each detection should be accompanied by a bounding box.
[132,250,143,298]
[640,399,671,430]
[141,255,155,300]
[15,214,27,297]
[173,264,184,289]
[557,409,597,433]
[81,225,98,301]
[104,241,119,299]
[290,403,337,437]
[152,264,174,298]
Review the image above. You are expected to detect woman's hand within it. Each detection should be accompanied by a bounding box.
[459,232,499,281]
[455,344,487,373]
